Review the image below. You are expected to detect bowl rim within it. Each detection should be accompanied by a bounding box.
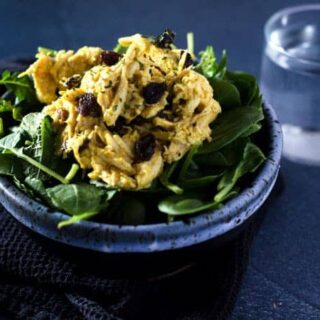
[0,103,282,253]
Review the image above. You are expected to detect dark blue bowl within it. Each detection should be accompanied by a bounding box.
[0,103,282,256]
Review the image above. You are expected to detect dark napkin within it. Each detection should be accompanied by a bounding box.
[0,199,269,320]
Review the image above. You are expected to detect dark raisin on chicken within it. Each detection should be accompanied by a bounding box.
[142,82,166,104]
[154,29,176,49]
[131,115,145,126]
[108,116,128,136]
[64,74,82,89]
[100,50,122,66]
[77,93,102,117]
[135,133,156,162]
[180,51,193,68]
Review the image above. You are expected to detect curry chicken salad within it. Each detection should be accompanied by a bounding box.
[0,30,266,226]
[22,33,221,190]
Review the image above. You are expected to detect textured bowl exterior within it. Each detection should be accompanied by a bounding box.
[0,103,282,253]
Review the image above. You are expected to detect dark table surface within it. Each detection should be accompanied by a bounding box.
[1,0,320,319]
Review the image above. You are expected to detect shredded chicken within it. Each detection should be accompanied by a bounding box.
[35,34,221,189]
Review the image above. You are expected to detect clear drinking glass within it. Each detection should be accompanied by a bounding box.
[260,4,320,165]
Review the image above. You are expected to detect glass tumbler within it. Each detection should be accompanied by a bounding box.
[260,4,320,165]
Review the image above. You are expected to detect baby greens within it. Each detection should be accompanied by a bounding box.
[0,34,266,227]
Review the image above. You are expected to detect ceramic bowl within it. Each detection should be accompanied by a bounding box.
[0,102,282,259]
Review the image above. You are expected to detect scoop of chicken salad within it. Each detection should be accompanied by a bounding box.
[0,30,266,227]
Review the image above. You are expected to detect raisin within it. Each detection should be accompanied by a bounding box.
[108,116,128,136]
[142,82,166,104]
[180,51,193,68]
[77,93,102,117]
[100,51,122,66]
[135,133,156,162]
[154,29,176,49]
[131,115,145,126]
[64,74,82,89]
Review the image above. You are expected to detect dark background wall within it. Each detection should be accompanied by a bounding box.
[0,0,311,76]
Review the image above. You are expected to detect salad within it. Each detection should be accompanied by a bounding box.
[0,30,265,227]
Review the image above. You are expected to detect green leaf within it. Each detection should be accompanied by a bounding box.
[226,71,258,105]
[0,131,26,150]
[113,44,128,54]
[211,79,241,109]
[18,113,58,179]
[4,147,68,184]
[159,161,183,194]
[158,193,220,215]
[179,175,221,190]
[195,46,217,79]
[187,32,194,55]
[37,47,57,57]
[195,46,227,80]
[214,143,266,202]
[198,105,264,154]
[47,184,117,216]
[0,99,14,113]
[177,144,199,181]
[24,176,49,200]
[241,123,262,138]
[0,153,22,177]
[58,212,99,229]
[64,163,80,183]
[0,116,68,184]
[195,138,248,167]
[214,50,227,79]
[0,70,37,106]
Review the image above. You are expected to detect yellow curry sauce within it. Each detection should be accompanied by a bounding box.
[21,34,221,189]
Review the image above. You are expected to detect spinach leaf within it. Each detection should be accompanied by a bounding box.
[195,46,217,79]
[57,212,99,229]
[177,144,199,181]
[0,153,22,177]
[225,71,258,105]
[47,184,117,216]
[159,161,183,194]
[198,105,264,154]
[24,176,49,201]
[211,79,241,109]
[0,99,14,113]
[195,46,227,80]
[3,148,68,184]
[113,44,128,54]
[37,47,58,57]
[187,32,194,55]
[0,70,37,106]
[158,193,220,215]
[22,113,56,168]
[0,130,26,149]
[0,114,68,184]
[195,138,248,167]
[214,142,266,202]
[179,175,221,190]
[240,123,262,138]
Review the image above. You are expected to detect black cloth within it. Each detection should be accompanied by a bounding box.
[0,201,261,320]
